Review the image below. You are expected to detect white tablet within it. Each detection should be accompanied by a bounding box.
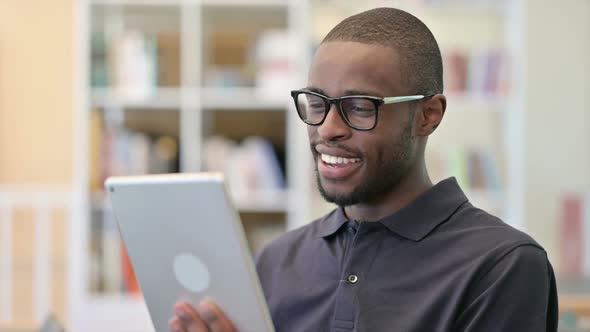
[105,173,275,332]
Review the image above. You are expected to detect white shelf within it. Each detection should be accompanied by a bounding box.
[411,1,509,16]
[91,87,182,109]
[201,87,288,110]
[446,93,508,112]
[79,295,153,332]
[91,87,290,110]
[90,0,194,5]
[91,0,288,6]
[201,0,289,7]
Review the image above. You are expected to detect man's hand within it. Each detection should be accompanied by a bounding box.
[168,300,238,332]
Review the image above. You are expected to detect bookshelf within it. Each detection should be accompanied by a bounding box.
[71,0,534,331]
[73,0,312,331]
[413,2,517,226]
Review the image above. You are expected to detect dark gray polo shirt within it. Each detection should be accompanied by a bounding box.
[255,177,558,332]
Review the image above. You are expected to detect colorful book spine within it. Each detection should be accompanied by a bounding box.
[560,194,584,277]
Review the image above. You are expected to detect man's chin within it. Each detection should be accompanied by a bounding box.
[316,171,368,206]
[318,183,358,206]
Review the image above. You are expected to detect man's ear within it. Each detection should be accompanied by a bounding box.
[415,94,446,137]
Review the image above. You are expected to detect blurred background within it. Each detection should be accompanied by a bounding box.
[0,0,588,331]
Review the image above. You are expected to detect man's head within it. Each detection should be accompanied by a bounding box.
[304,7,446,207]
[324,7,444,97]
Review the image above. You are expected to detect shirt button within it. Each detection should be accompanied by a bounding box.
[347,274,358,284]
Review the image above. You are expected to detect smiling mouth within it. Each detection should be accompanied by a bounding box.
[320,153,361,166]
[316,152,363,181]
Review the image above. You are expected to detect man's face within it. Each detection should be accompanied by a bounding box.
[307,41,418,206]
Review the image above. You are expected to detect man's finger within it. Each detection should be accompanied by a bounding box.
[168,315,188,332]
[198,300,238,332]
[174,301,209,332]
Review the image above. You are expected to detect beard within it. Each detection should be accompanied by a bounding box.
[314,119,415,207]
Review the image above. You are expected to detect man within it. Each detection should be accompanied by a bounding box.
[169,7,558,332]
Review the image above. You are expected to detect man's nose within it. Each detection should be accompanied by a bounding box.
[316,104,352,142]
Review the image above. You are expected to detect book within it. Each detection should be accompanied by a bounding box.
[102,207,122,293]
[444,50,469,94]
[91,31,109,87]
[254,30,295,100]
[121,243,140,296]
[443,48,510,98]
[90,110,181,295]
[467,149,501,191]
[203,135,286,201]
[156,32,180,86]
[110,30,158,101]
[449,147,470,190]
[560,194,584,277]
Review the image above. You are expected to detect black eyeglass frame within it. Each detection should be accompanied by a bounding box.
[290,90,434,131]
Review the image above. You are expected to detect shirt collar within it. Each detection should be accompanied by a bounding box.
[315,177,468,241]
[315,206,349,238]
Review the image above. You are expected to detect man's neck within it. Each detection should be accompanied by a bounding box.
[343,164,433,222]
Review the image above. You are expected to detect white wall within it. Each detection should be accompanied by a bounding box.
[525,0,590,263]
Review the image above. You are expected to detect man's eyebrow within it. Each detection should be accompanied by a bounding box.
[343,89,382,97]
[304,86,325,94]
[304,87,383,97]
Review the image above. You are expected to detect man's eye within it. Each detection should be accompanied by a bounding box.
[350,106,372,112]
[348,106,374,117]
[309,103,325,109]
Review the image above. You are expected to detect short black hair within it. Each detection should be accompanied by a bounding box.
[322,7,443,95]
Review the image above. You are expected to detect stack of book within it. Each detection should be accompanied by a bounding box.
[443,49,510,98]
[203,135,286,200]
[91,30,180,92]
[429,147,503,193]
[89,110,179,295]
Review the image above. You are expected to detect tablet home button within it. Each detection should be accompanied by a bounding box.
[173,253,211,293]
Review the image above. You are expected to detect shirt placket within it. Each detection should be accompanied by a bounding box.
[331,221,375,332]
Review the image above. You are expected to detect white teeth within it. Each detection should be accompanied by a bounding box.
[321,154,360,165]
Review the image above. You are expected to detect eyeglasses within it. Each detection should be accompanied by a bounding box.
[290,90,433,131]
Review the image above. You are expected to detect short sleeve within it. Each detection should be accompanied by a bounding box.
[453,244,558,332]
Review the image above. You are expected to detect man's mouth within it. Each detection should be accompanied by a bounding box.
[320,153,361,166]
[317,152,363,180]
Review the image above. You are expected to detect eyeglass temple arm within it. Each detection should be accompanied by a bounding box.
[382,95,427,104]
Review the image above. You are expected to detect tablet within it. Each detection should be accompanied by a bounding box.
[105,173,275,332]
